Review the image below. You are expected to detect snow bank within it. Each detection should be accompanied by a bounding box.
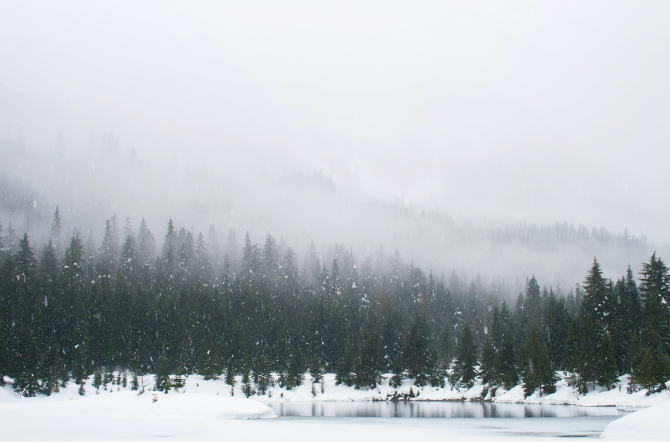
[2,370,667,414]
[601,399,670,440]
[0,391,275,419]
[212,373,485,403]
[206,372,667,412]
[492,374,670,410]
[0,378,275,420]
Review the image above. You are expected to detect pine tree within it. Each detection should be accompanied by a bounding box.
[93,370,103,393]
[335,335,355,387]
[50,206,62,255]
[225,365,236,396]
[194,232,212,285]
[355,313,383,389]
[241,369,254,397]
[565,259,609,393]
[616,267,641,373]
[404,313,432,387]
[98,219,119,281]
[451,323,477,389]
[5,223,17,254]
[207,225,220,275]
[495,302,518,390]
[0,221,5,257]
[521,322,557,397]
[479,337,496,386]
[543,288,569,369]
[137,217,155,287]
[632,254,670,392]
[525,277,542,324]
[639,254,670,353]
[596,330,618,389]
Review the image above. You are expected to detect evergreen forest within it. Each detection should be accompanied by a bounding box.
[1,209,669,399]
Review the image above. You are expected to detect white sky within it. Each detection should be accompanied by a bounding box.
[1,0,669,242]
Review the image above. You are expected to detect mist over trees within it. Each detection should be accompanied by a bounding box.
[0,127,655,292]
[1,210,668,398]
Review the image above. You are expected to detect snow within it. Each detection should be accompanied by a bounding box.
[601,399,670,440]
[3,371,659,411]
[491,374,670,410]
[0,376,275,419]
[214,372,667,412]
[0,372,666,440]
[0,390,275,419]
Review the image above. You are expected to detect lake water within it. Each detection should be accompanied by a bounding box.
[264,402,628,439]
[266,400,626,419]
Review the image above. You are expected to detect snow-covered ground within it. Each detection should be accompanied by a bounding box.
[601,399,670,440]
[490,374,670,410]
[1,372,667,440]
[2,372,666,410]
[229,372,668,412]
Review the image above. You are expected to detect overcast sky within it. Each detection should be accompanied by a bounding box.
[1,0,669,243]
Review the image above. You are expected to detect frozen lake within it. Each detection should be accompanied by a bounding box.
[265,400,627,419]
[258,402,627,439]
[0,395,629,440]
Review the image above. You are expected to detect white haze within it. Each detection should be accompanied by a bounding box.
[0,0,668,290]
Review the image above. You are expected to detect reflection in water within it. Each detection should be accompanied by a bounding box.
[266,401,626,419]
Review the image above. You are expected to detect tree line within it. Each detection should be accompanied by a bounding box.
[0,209,668,398]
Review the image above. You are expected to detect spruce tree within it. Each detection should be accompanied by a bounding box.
[355,314,383,389]
[639,254,670,353]
[565,259,609,393]
[521,322,556,397]
[596,330,618,389]
[479,337,496,386]
[50,206,62,255]
[131,372,139,391]
[631,323,670,393]
[496,302,518,389]
[631,254,670,392]
[225,365,236,395]
[451,323,477,389]
[241,369,254,397]
[404,313,432,387]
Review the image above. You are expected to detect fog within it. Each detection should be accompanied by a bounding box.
[1,1,668,289]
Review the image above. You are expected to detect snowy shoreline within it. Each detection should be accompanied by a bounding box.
[243,372,670,412]
[2,373,667,440]
[2,372,668,411]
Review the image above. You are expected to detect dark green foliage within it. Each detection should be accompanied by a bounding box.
[631,324,670,393]
[309,356,324,385]
[521,322,557,397]
[543,289,569,369]
[596,330,618,389]
[404,313,434,387]
[93,370,102,392]
[451,323,477,389]
[335,336,356,387]
[354,315,383,389]
[241,369,254,397]
[199,349,223,381]
[611,268,641,374]
[225,366,236,395]
[0,216,667,401]
[496,302,519,390]
[479,337,496,386]
[625,254,670,394]
[564,259,611,393]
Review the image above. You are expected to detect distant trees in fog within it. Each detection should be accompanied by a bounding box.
[0,208,668,398]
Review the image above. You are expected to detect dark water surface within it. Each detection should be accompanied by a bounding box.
[266,401,627,419]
